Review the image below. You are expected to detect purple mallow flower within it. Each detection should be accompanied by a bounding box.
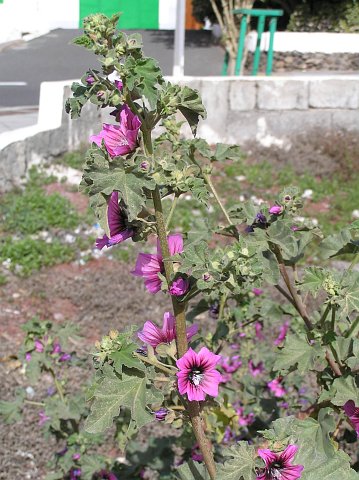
[169,276,189,296]
[34,339,44,353]
[90,104,141,157]
[248,359,264,377]
[132,234,184,294]
[138,311,198,350]
[274,320,289,346]
[52,342,61,354]
[70,469,82,480]
[257,445,304,480]
[154,407,168,421]
[38,411,51,426]
[268,378,287,397]
[237,406,255,427]
[256,212,267,224]
[59,353,71,362]
[252,288,263,296]
[72,453,81,461]
[96,191,134,250]
[176,347,222,402]
[269,205,283,215]
[255,321,264,341]
[191,444,204,462]
[86,75,95,85]
[343,400,359,437]
[25,352,32,362]
[219,355,242,382]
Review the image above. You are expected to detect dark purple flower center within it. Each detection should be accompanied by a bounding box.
[267,460,284,479]
[188,366,204,386]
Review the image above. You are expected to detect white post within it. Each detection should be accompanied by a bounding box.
[173,0,186,77]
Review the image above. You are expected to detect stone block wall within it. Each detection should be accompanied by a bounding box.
[184,76,359,147]
[0,75,358,191]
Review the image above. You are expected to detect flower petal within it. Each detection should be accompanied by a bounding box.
[258,449,278,467]
[280,445,299,464]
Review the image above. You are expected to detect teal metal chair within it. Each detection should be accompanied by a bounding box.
[222,8,283,76]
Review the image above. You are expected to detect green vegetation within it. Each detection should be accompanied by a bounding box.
[0,237,74,276]
[0,166,88,277]
[56,148,87,170]
[1,186,79,235]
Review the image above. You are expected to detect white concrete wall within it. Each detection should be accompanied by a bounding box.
[159,0,177,29]
[0,0,78,44]
[247,31,359,53]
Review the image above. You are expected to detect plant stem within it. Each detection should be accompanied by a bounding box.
[24,400,45,407]
[272,245,313,330]
[135,354,176,375]
[319,304,331,328]
[345,315,359,338]
[203,173,233,226]
[275,284,297,309]
[54,376,65,403]
[165,192,180,230]
[325,350,342,377]
[143,120,216,478]
[271,244,343,376]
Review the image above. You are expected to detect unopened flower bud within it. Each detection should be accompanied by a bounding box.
[269,205,283,215]
[154,407,168,421]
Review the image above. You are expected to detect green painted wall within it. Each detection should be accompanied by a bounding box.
[79,0,159,29]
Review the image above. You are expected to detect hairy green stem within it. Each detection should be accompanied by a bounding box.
[142,124,216,478]
[54,375,65,403]
[345,315,359,338]
[152,186,216,479]
[24,400,45,407]
[271,245,343,376]
[135,353,176,375]
[203,173,233,226]
[319,304,331,328]
[165,192,180,230]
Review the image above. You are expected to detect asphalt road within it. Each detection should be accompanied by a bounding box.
[0,29,224,108]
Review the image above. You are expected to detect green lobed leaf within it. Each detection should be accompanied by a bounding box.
[81,149,155,222]
[124,56,163,109]
[338,283,359,319]
[273,334,326,375]
[0,391,25,423]
[177,86,207,136]
[176,460,211,479]
[212,143,243,163]
[217,442,257,480]
[328,376,359,406]
[320,227,359,259]
[301,267,328,296]
[84,372,154,434]
[110,343,145,374]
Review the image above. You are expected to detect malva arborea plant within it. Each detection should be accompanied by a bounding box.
[1,11,355,480]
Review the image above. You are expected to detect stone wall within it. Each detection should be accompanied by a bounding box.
[245,52,359,74]
[1,75,359,191]
[0,82,101,192]
[185,76,359,148]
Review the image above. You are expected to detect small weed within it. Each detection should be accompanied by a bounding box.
[0,273,8,285]
[0,237,74,276]
[56,148,86,170]
[27,166,57,187]
[0,186,79,235]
